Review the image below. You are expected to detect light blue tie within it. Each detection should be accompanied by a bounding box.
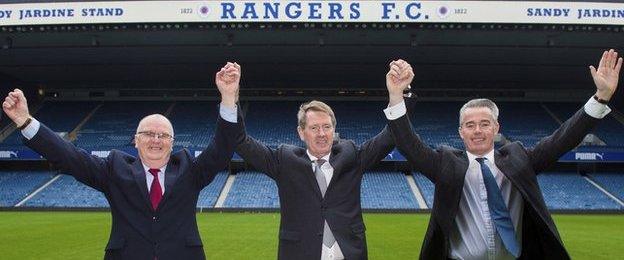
[476,157,520,258]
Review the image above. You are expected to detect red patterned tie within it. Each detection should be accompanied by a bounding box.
[148,168,162,210]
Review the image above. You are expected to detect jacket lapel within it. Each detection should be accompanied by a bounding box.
[296,148,324,199]
[160,159,180,206]
[326,144,344,194]
[131,159,152,210]
[494,149,525,195]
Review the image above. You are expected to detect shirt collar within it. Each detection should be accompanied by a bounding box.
[466,149,495,164]
[306,150,331,163]
[142,163,167,174]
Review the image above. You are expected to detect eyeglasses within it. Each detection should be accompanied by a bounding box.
[136,131,173,141]
[307,124,334,133]
[461,121,494,131]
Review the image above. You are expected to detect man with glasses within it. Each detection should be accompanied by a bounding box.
[234,64,404,259]
[384,50,621,259]
[2,62,243,260]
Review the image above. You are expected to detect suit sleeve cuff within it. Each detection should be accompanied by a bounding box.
[384,100,407,120]
[21,118,41,140]
[584,96,611,119]
[219,103,238,123]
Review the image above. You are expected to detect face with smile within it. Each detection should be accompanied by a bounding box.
[458,107,499,156]
[298,110,335,159]
[135,114,174,168]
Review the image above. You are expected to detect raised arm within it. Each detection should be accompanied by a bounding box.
[386,59,414,107]
[214,63,280,180]
[530,49,622,172]
[356,60,417,170]
[3,89,109,191]
[193,62,247,186]
[591,49,622,103]
[385,60,443,182]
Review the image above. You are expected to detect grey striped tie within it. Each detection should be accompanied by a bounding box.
[315,159,336,247]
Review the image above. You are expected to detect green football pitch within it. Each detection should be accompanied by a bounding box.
[0,212,621,259]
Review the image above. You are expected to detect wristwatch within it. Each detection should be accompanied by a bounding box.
[593,95,609,105]
[18,117,33,130]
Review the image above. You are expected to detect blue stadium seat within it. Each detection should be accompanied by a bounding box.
[538,172,622,210]
[361,171,418,209]
[0,101,96,151]
[24,173,109,208]
[223,171,279,208]
[545,102,624,147]
[73,102,170,149]
[409,101,464,148]
[197,171,229,208]
[412,172,435,208]
[244,101,302,147]
[497,102,559,148]
[328,101,387,145]
[0,171,55,206]
[588,172,624,201]
[168,102,218,150]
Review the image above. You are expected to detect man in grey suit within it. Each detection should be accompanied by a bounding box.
[383,50,621,259]
[234,64,410,259]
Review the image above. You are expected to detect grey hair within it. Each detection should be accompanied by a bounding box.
[297,100,337,129]
[459,98,499,126]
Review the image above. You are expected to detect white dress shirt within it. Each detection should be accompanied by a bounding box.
[448,150,523,260]
[143,164,167,194]
[384,97,610,259]
[306,151,344,260]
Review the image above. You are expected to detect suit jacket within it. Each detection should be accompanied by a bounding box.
[388,108,599,260]
[25,115,242,260]
[235,122,394,260]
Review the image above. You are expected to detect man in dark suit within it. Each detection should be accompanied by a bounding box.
[1,62,244,260]
[234,65,402,260]
[384,50,621,260]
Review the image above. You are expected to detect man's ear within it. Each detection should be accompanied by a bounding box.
[458,126,464,140]
[297,126,305,141]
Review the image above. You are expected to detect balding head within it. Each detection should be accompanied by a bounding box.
[137,114,174,137]
[135,114,174,168]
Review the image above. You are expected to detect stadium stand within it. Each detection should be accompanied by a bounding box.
[24,173,109,208]
[538,172,622,210]
[588,172,624,201]
[360,171,418,209]
[0,171,55,207]
[0,101,96,150]
[328,101,387,145]
[545,102,624,147]
[412,172,435,208]
[243,101,301,147]
[197,171,229,208]
[168,101,218,151]
[1,169,623,211]
[497,102,559,148]
[408,101,464,148]
[223,171,280,208]
[73,101,170,149]
[0,101,622,212]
